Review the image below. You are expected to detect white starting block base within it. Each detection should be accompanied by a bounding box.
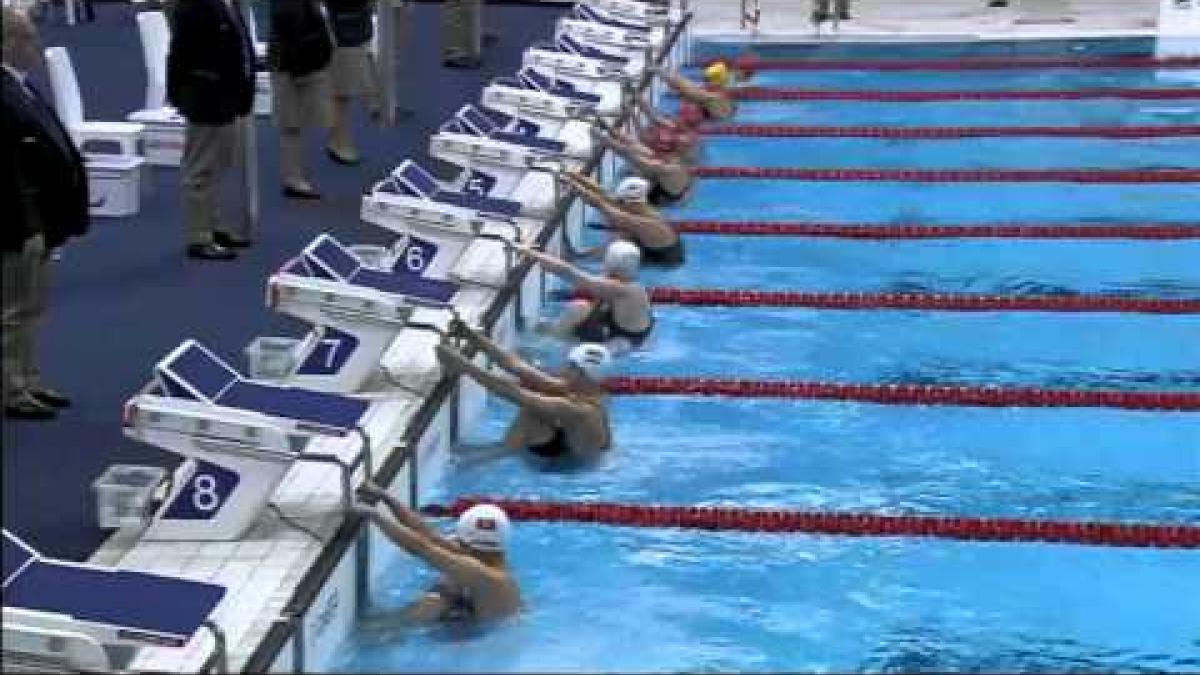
[86,154,146,218]
[126,110,186,167]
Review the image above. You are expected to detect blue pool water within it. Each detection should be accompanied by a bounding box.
[333,38,1200,673]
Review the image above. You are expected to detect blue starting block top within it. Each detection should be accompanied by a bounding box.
[573,4,651,33]
[155,341,370,433]
[388,160,522,218]
[301,234,459,303]
[3,530,225,645]
[446,112,565,154]
[557,34,629,64]
[518,67,604,105]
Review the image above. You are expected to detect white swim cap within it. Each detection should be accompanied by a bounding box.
[456,504,511,552]
[566,343,611,381]
[602,240,641,278]
[613,176,650,203]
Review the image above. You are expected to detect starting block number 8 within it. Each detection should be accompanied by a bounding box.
[192,474,221,512]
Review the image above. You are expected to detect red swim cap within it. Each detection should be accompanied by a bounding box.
[678,102,704,128]
[733,54,758,78]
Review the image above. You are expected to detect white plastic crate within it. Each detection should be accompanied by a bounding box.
[92,464,167,530]
[86,154,145,217]
[244,336,300,380]
[254,71,272,116]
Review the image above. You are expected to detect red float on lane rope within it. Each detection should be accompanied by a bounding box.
[693,166,1200,183]
[646,288,1200,314]
[603,376,1200,411]
[730,87,1200,102]
[700,124,1200,139]
[702,54,1200,71]
[423,498,1200,549]
[669,221,1200,239]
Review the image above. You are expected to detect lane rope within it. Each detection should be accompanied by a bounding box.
[666,221,1200,239]
[692,167,1200,183]
[700,124,1200,139]
[646,288,1200,314]
[730,87,1200,101]
[603,376,1200,410]
[422,498,1200,549]
[702,54,1200,71]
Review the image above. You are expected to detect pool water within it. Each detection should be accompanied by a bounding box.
[332,38,1200,673]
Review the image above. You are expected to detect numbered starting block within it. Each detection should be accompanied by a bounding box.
[264,233,493,396]
[121,340,414,540]
[580,0,675,26]
[524,33,645,85]
[556,15,662,61]
[450,103,596,160]
[362,159,543,246]
[2,530,225,671]
[481,68,609,132]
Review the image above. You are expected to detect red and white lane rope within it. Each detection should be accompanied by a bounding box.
[668,221,1200,239]
[603,377,1200,411]
[692,167,1200,183]
[702,54,1200,71]
[730,87,1200,101]
[422,498,1200,548]
[646,288,1200,314]
[700,124,1200,139]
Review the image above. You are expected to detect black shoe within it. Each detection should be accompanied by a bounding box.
[5,396,57,420]
[213,231,252,249]
[29,387,71,409]
[812,10,831,23]
[187,243,237,260]
[483,32,499,47]
[326,146,362,166]
[988,0,1008,6]
[282,184,322,200]
[442,56,482,69]
[837,10,852,20]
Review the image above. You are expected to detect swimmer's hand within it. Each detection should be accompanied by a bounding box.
[358,479,386,501]
[435,342,466,372]
[349,503,378,520]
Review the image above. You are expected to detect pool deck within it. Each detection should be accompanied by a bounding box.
[687,0,1168,40]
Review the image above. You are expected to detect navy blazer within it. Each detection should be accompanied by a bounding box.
[166,0,256,125]
[1,69,89,253]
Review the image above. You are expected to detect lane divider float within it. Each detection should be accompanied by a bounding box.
[646,288,1200,314]
[692,167,1200,183]
[700,124,1200,139]
[422,498,1200,549]
[667,221,1200,239]
[729,87,1200,101]
[603,376,1200,411]
[701,54,1200,71]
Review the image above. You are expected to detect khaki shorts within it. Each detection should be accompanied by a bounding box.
[330,46,380,104]
[272,69,333,130]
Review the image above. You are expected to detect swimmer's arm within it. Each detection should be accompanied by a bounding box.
[371,490,456,548]
[520,248,629,300]
[461,326,567,394]
[361,506,493,587]
[612,210,676,243]
[440,344,569,411]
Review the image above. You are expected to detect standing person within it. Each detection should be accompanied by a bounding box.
[166,0,256,260]
[324,0,380,165]
[811,0,851,23]
[268,0,334,199]
[441,0,481,68]
[2,6,89,419]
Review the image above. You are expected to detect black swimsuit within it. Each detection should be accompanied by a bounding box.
[640,238,686,267]
[527,427,571,459]
[573,300,655,347]
[431,580,476,622]
[647,181,688,207]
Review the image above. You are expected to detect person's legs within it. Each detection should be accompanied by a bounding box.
[835,0,851,19]
[2,235,54,417]
[278,70,332,195]
[441,0,482,67]
[182,123,238,252]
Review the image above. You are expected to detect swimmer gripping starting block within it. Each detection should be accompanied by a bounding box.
[122,340,410,540]
[2,530,225,670]
[266,233,487,396]
[362,159,541,248]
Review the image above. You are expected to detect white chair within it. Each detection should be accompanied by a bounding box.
[43,46,144,156]
[127,11,186,166]
[136,10,169,111]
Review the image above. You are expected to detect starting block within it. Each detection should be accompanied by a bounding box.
[121,340,413,540]
[524,33,645,84]
[556,16,661,60]
[2,529,225,671]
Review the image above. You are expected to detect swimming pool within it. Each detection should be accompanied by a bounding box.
[332,38,1200,672]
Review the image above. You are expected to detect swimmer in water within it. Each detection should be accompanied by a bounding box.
[591,125,694,205]
[630,92,702,164]
[519,240,653,354]
[352,480,521,623]
[651,62,737,121]
[558,171,685,267]
[436,326,613,461]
